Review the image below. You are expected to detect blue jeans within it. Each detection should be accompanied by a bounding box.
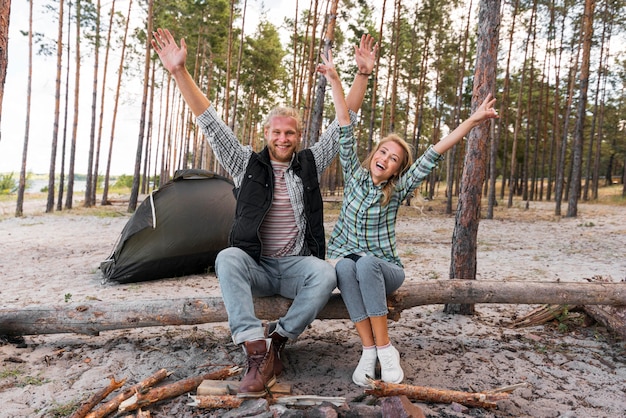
[336,255,405,323]
[215,247,337,345]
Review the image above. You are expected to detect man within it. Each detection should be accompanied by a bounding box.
[151,28,376,397]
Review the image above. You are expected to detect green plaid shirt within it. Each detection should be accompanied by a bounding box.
[327,125,444,267]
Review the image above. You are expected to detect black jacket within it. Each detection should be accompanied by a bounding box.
[229,147,325,263]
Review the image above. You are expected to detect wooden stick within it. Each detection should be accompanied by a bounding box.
[69,376,126,418]
[2,280,625,336]
[85,369,169,418]
[187,394,244,409]
[118,366,241,413]
[364,379,509,409]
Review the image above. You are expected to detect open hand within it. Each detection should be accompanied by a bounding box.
[152,28,187,74]
[354,34,377,75]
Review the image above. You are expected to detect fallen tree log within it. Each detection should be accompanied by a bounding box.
[364,379,509,409]
[1,280,624,336]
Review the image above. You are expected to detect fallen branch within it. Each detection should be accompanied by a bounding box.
[187,394,244,409]
[1,280,625,336]
[69,377,126,418]
[364,379,509,409]
[85,369,169,418]
[118,366,241,413]
[272,395,346,407]
[511,304,573,328]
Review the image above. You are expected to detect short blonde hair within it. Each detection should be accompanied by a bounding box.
[263,107,303,133]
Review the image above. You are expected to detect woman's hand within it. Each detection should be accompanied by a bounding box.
[470,93,499,124]
[317,49,340,84]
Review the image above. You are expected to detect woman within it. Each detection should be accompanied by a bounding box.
[317,50,498,386]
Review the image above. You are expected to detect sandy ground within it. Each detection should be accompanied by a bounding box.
[0,194,625,417]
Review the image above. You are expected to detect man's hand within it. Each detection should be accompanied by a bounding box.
[354,34,377,75]
[152,28,187,75]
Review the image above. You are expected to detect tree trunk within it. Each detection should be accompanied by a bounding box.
[2,280,625,337]
[0,0,11,144]
[15,0,32,217]
[566,0,595,218]
[102,0,132,205]
[56,5,72,212]
[445,0,500,315]
[128,0,154,212]
[46,0,65,213]
[93,0,116,205]
[64,0,82,210]
[84,0,101,208]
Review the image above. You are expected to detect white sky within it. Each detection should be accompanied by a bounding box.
[0,0,302,176]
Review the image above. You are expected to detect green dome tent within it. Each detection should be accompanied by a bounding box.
[100,169,235,284]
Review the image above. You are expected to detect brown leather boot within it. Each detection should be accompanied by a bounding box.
[269,331,288,377]
[238,339,276,398]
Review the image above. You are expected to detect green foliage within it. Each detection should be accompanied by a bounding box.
[0,173,17,194]
[113,175,134,189]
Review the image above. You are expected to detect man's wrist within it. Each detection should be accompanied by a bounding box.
[357,70,372,77]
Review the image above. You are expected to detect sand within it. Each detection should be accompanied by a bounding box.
[0,195,625,417]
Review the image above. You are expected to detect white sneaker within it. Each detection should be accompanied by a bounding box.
[352,347,378,387]
[377,344,404,383]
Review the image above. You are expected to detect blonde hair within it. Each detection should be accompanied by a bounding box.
[263,106,303,133]
[362,133,413,206]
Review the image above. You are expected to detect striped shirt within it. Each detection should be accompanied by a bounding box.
[327,125,444,267]
[197,106,359,257]
[259,161,299,256]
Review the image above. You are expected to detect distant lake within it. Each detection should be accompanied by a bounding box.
[26,179,87,193]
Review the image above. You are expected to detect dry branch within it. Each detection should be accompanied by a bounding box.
[118,366,241,413]
[1,280,625,336]
[69,377,126,418]
[187,394,244,409]
[364,379,509,409]
[85,369,169,418]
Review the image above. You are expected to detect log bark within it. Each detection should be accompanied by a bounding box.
[364,379,508,409]
[85,368,169,418]
[583,305,626,339]
[118,366,241,413]
[187,395,243,409]
[69,377,126,418]
[1,280,625,336]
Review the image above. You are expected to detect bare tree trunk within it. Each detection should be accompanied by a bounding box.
[2,280,625,337]
[65,0,82,210]
[102,0,132,205]
[46,0,65,213]
[367,0,386,153]
[308,0,338,147]
[128,0,154,212]
[445,0,500,316]
[554,25,581,216]
[230,0,247,130]
[506,3,531,209]
[84,0,101,207]
[93,0,116,204]
[0,0,11,143]
[15,0,31,218]
[56,6,71,212]
[566,0,595,218]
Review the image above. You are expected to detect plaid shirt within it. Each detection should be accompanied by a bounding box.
[196,106,358,256]
[327,125,444,267]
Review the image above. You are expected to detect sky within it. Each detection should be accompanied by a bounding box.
[0,0,301,176]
